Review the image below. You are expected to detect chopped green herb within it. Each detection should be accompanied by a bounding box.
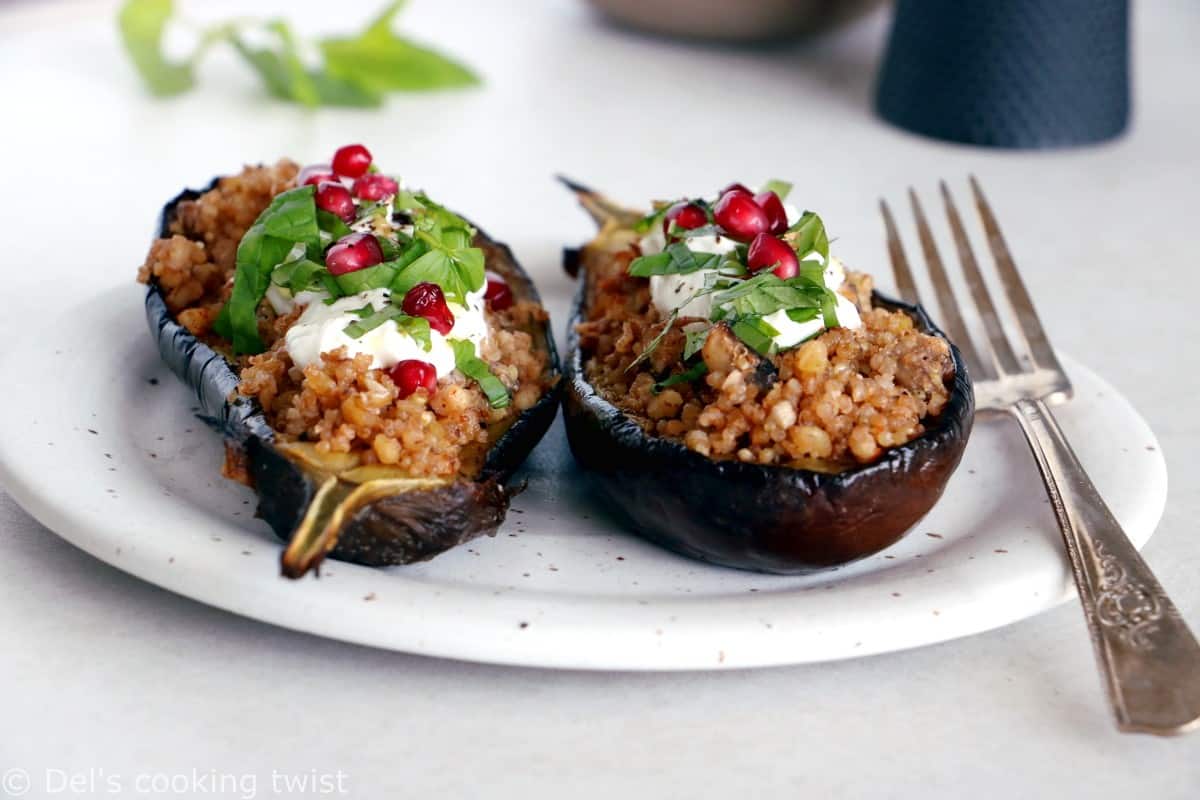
[628,243,727,277]
[316,210,353,240]
[270,258,329,294]
[653,361,709,394]
[683,327,710,361]
[215,185,319,354]
[731,316,780,356]
[334,262,399,295]
[450,340,509,408]
[761,179,793,201]
[785,307,820,324]
[341,305,431,350]
[710,272,827,319]
[786,211,830,263]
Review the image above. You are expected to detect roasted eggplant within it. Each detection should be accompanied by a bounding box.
[145,177,560,578]
[561,182,974,574]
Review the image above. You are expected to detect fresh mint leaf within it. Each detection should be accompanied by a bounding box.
[117,0,194,97]
[450,340,509,409]
[731,316,779,356]
[320,1,480,93]
[215,186,318,354]
[762,179,793,201]
[653,361,709,394]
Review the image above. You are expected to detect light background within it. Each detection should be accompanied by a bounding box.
[1,0,1198,796]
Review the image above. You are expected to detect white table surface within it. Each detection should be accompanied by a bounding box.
[3,0,1199,796]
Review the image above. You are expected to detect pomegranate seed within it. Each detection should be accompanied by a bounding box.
[352,173,399,201]
[325,233,383,276]
[720,182,753,197]
[661,201,708,238]
[401,282,455,335]
[754,190,789,235]
[331,144,373,178]
[746,233,799,279]
[315,181,356,222]
[484,272,513,311]
[299,164,337,186]
[389,359,438,398]
[713,190,770,242]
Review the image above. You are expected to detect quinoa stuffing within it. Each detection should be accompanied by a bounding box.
[138,146,552,481]
[575,181,955,469]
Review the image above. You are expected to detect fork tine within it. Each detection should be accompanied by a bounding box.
[906,188,992,379]
[969,176,1064,374]
[879,199,920,306]
[940,181,1022,376]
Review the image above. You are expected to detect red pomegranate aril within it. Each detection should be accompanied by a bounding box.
[720,182,753,197]
[389,359,438,398]
[754,190,789,235]
[299,164,337,186]
[661,201,708,238]
[352,173,399,201]
[484,272,513,311]
[713,190,770,242]
[325,233,384,276]
[331,144,373,178]
[401,282,455,335]
[315,181,356,222]
[746,233,799,279]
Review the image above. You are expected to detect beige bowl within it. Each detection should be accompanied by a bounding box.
[585,0,885,41]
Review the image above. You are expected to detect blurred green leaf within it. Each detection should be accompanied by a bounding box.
[230,25,382,108]
[117,0,194,96]
[320,1,480,92]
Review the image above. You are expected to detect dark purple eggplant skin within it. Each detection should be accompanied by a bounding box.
[145,181,561,575]
[563,277,975,575]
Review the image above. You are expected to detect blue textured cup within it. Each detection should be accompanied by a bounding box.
[875,0,1130,149]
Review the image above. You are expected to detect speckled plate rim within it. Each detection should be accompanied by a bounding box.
[0,286,1167,671]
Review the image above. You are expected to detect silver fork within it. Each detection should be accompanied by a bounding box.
[881,178,1200,736]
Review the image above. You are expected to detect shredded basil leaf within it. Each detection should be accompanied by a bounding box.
[787,211,830,263]
[683,327,710,361]
[341,305,430,350]
[653,361,709,394]
[271,258,329,294]
[629,243,727,277]
[785,307,820,324]
[215,185,319,354]
[761,179,793,201]
[731,316,780,356]
[334,262,399,295]
[317,209,353,240]
[449,339,509,408]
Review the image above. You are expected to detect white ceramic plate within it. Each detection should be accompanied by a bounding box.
[0,285,1167,669]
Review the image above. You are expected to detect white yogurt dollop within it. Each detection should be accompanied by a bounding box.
[284,285,488,376]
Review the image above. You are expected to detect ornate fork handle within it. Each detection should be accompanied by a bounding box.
[1012,397,1200,735]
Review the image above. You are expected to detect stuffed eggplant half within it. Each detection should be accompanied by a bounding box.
[563,180,973,574]
[138,145,559,578]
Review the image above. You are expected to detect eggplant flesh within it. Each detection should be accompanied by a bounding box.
[562,218,975,575]
[146,181,561,578]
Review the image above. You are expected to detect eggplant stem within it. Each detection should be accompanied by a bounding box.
[280,475,449,579]
[556,175,644,230]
